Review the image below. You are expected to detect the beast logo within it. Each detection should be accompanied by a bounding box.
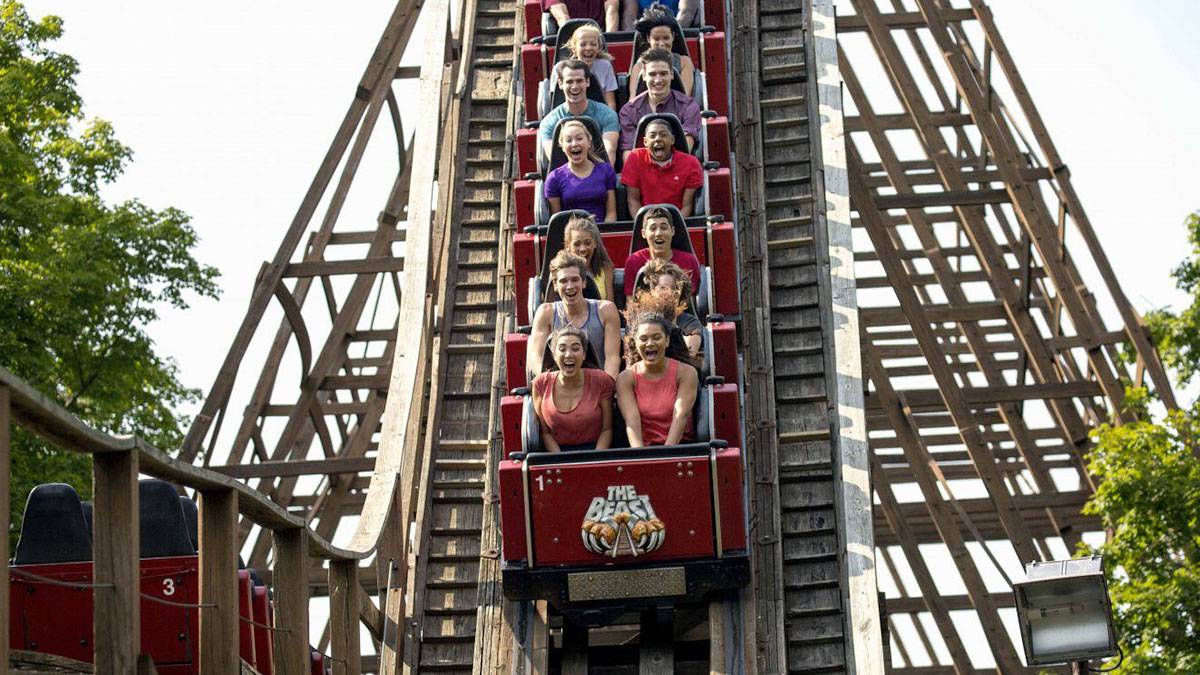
[580,485,665,556]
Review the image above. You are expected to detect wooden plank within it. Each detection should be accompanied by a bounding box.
[199,489,240,674]
[811,1,884,670]
[863,381,1103,409]
[845,111,973,132]
[272,528,311,675]
[0,386,9,668]
[283,257,405,278]
[329,560,363,675]
[92,449,140,674]
[835,7,975,32]
[871,188,1009,209]
[211,456,376,479]
[731,0,786,668]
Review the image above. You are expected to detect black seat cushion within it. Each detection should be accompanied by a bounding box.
[13,483,92,564]
[139,479,196,558]
[179,496,199,552]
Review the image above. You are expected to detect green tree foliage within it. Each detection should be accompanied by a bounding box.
[1145,212,1200,386]
[1083,211,1200,672]
[1,1,219,543]
[1085,391,1200,673]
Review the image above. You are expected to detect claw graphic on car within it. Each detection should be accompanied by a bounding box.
[580,485,665,556]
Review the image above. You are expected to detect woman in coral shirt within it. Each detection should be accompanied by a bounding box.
[531,327,615,451]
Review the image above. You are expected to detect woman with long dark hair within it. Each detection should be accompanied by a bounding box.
[615,295,699,447]
[532,326,615,451]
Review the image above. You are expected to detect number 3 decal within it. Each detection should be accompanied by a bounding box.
[162,578,176,596]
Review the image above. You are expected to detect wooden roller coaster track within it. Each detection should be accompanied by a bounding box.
[1,0,1176,673]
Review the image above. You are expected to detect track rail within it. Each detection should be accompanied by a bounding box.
[403,0,517,671]
[734,0,853,672]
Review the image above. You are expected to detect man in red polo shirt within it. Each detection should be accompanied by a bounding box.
[621,118,703,216]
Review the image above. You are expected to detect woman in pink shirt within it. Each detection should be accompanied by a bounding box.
[531,327,615,451]
[616,301,699,447]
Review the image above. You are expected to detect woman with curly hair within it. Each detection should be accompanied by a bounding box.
[631,258,702,357]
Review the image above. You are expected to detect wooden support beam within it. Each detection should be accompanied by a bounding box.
[199,489,241,674]
[911,0,1131,418]
[869,452,974,672]
[211,455,377,479]
[852,159,1042,564]
[836,8,975,32]
[864,381,1103,409]
[861,350,1024,670]
[561,623,590,675]
[329,560,363,675]
[966,0,1177,410]
[93,449,141,674]
[638,612,673,675]
[272,528,311,675]
[0,386,9,668]
[872,188,1010,210]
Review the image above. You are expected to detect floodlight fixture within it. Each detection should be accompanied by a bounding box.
[1012,555,1118,667]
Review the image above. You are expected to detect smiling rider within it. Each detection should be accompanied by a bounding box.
[621,205,701,303]
[620,117,703,217]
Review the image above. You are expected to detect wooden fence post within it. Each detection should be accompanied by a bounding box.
[329,559,362,675]
[93,448,140,672]
[199,488,240,673]
[273,527,311,674]
[0,386,10,668]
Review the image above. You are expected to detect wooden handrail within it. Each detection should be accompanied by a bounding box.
[0,365,356,560]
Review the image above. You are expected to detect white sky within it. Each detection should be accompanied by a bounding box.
[17,0,1199,666]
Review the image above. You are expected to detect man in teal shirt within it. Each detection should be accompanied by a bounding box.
[539,60,620,163]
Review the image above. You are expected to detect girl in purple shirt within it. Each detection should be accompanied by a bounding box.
[545,119,618,222]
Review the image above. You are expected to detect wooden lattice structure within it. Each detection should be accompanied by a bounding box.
[833,1,1175,671]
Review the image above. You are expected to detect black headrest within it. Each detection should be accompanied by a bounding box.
[634,113,690,153]
[179,496,199,552]
[81,500,93,536]
[139,479,196,559]
[554,19,605,63]
[630,203,694,256]
[539,210,594,292]
[13,483,92,564]
[548,116,610,172]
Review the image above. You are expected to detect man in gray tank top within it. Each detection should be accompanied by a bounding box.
[528,251,622,380]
